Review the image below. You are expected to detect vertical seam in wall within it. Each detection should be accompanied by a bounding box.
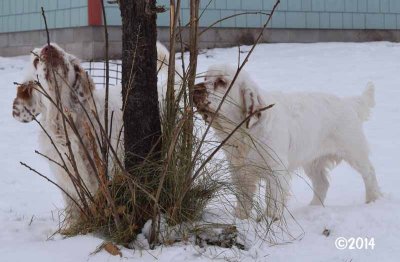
[384,13,386,29]
[357,0,359,14]
[318,11,320,28]
[364,10,367,29]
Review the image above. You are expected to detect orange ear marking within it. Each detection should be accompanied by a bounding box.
[242,87,264,129]
[16,83,34,101]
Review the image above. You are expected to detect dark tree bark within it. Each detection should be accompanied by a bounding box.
[119,0,161,170]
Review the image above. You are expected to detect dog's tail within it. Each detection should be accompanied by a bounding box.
[157,41,169,74]
[353,82,375,121]
[156,41,183,78]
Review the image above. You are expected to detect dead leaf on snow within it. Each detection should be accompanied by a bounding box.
[91,241,122,257]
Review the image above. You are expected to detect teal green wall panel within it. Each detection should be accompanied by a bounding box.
[306,12,319,29]
[384,14,396,29]
[215,0,227,10]
[227,0,241,10]
[389,0,400,12]
[272,11,286,28]
[235,10,247,27]
[358,0,368,12]
[104,6,120,26]
[325,0,344,12]
[288,0,302,12]
[246,12,262,28]
[220,10,235,27]
[311,0,325,12]
[302,0,312,11]
[330,13,343,29]
[242,0,263,11]
[381,0,390,12]
[345,0,358,12]
[343,13,353,29]
[366,13,384,29]
[320,12,330,28]
[353,14,366,29]
[367,0,380,12]
[275,0,287,11]
[286,12,306,28]
[0,0,87,33]
[150,0,400,29]
[199,9,221,27]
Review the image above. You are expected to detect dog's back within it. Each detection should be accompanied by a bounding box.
[257,84,375,170]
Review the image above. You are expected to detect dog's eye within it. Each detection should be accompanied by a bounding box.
[33,57,39,69]
[213,82,218,90]
[214,78,227,90]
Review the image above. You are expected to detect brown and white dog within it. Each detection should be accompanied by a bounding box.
[194,64,382,220]
[12,42,174,219]
[12,43,123,219]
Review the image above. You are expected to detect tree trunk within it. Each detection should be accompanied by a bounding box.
[119,0,161,171]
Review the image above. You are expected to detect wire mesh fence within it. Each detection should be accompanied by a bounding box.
[83,61,122,88]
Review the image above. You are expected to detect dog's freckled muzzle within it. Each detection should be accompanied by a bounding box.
[193,82,207,106]
[193,82,216,123]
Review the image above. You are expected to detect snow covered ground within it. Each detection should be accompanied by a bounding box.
[1,42,400,261]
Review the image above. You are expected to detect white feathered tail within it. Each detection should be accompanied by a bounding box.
[353,82,375,121]
[156,41,170,74]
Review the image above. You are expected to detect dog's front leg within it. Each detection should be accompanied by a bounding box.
[264,170,291,220]
[231,167,258,220]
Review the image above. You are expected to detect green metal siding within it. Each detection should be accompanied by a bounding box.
[1,0,400,33]
[104,1,120,26]
[0,0,87,33]
[156,0,400,29]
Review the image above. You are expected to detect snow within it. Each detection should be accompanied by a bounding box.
[1,42,400,261]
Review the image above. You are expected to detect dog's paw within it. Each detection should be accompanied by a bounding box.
[309,198,324,206]
[366,190,383,203]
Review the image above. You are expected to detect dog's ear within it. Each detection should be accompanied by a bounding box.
[27,48,41,76]
[70,60,95,102]
[241,86,264,129]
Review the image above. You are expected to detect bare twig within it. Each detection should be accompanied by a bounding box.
[41,7,50,46]
[20,162,87,217]
[199,12,270,36]
[185,0,200,173]
[166,0,181,126]
[192,104,275,181]
[100,0,111,182]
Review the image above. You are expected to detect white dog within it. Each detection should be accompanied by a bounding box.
[12,42,172,219]
[193,64,382,220]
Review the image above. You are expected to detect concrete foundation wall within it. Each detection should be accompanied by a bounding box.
[0,26,121,60]
[2,26,400,60]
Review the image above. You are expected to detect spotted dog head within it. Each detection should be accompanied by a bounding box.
[34,43,95,108]
[193,64,265,130]
[12,80,43,123]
